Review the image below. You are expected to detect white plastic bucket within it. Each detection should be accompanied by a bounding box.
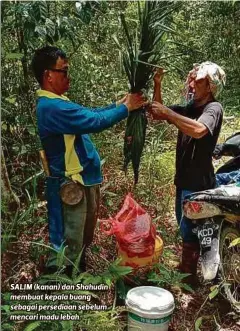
[126,286,175,331]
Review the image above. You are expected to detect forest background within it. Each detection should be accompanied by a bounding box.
[1,1,240,331]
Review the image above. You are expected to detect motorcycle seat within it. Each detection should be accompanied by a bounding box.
[184,184,240,216]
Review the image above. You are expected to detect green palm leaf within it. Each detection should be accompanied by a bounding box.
[118,0,179,183]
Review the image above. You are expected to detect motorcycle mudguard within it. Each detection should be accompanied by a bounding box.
[193,221,222,280]
[46,177,64,250]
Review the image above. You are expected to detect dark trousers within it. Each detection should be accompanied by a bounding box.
[175,187,198,243]
[48,184,100,267]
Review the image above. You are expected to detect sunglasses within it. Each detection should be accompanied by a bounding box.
[47,68,69,77]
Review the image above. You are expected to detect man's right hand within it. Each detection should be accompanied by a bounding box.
[124,93,147,112]
[153,68,165,85]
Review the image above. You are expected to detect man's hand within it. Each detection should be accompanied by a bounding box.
[153,68,165,85]
[152,68,165,104]
[150,101,169,120]
[124,93,148,112]
[116,94,127,106]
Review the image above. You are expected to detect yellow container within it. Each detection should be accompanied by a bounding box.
[153,235,164,263]
[118,235,163,268]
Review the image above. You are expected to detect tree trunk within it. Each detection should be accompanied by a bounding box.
[1,148,20,213]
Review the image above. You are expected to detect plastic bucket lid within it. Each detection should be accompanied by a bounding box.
[126,286,175,319]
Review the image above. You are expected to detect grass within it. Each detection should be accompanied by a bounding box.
[2,107,239,331]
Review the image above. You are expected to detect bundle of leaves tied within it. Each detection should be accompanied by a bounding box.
[115,1,178,184]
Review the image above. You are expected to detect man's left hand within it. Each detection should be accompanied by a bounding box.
[116,94,127,106]
[150,101,169,120]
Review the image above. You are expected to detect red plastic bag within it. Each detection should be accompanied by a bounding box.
[101,194,156,257]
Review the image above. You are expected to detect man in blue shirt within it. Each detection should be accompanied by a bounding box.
[32,46,145,274]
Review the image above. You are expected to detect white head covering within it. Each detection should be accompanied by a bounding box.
[185,61,226,102]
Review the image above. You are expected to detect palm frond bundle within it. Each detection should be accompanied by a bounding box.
[117,1,178,184]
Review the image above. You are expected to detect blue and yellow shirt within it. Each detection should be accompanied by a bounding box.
[36,90,128,186]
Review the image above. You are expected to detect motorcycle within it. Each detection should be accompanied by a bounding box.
[183,132,240,311]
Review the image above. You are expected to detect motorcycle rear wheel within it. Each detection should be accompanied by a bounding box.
[219,224,240,312]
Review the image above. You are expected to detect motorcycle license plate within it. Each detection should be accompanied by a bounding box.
[197,223,219,248]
